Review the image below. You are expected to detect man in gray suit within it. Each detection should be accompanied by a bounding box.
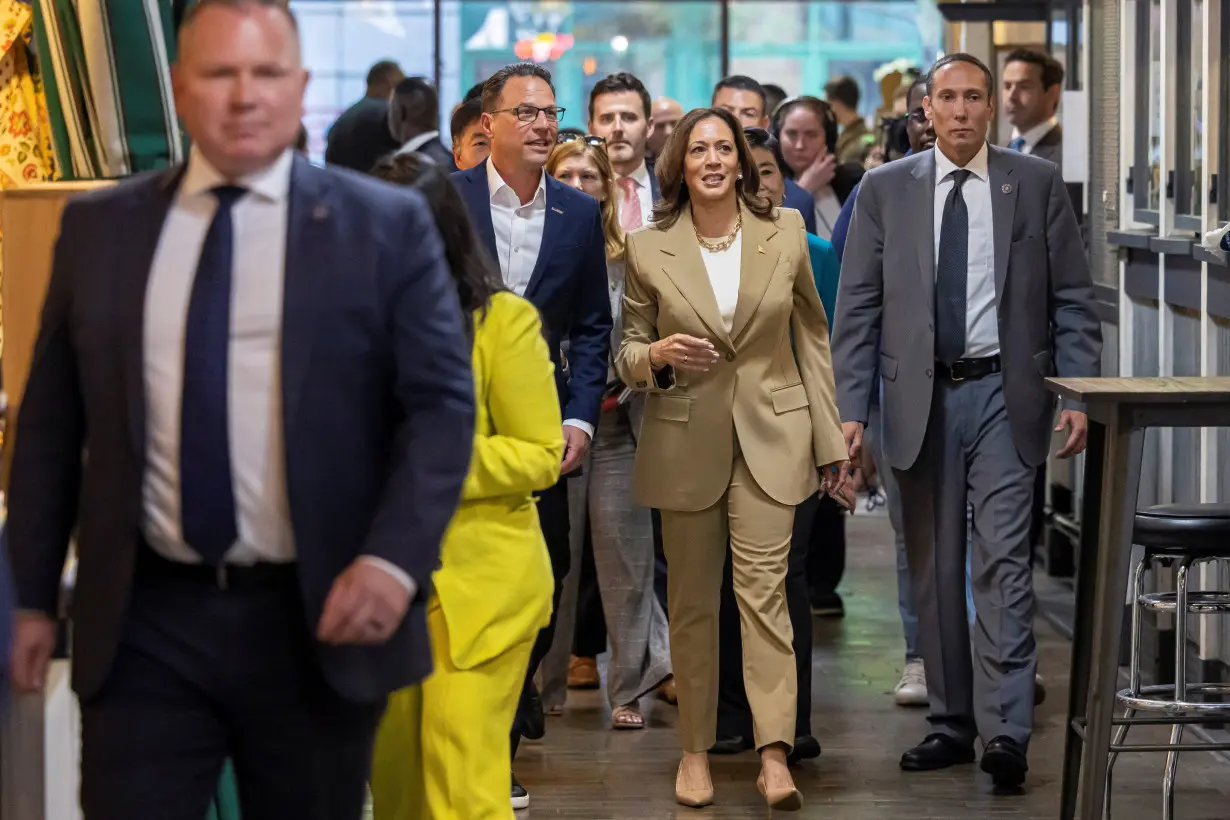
[1002,49,1064,169]
[832,53,1101,788]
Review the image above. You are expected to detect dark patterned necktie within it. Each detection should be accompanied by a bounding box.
[180,184,245,566]
[935,169,971,367]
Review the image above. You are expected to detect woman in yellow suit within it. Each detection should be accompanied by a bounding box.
[368,153,564,820]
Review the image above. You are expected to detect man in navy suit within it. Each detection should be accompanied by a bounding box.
[451,62,611,809]
[6,3,474,818]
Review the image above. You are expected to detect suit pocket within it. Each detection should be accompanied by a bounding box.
[770,383,809,414]
[879,354,899,382]
[649,394,690,422]
[1033,349,1055,376]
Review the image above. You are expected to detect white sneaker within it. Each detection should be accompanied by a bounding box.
[894,661,928,707]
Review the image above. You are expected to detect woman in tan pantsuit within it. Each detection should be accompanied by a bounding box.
[615,108,851,812]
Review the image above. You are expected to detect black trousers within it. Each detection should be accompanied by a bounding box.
[79,550,382,820]
[805,496,847,598]
[572,520,608,657]
[716,495,818,742]
[652,508,669,613]
[511,477,571,760]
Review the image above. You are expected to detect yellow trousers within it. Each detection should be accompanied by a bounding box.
[371,601,535,820]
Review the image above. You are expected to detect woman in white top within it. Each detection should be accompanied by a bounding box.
[615,108,851,812]
[543,135,673,731]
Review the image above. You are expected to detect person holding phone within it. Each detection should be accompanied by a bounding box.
[615,107,850,812]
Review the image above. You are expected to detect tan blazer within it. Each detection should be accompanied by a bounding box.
[615,205,847,512]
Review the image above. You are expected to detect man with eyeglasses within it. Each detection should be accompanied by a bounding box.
[452,62,612,811]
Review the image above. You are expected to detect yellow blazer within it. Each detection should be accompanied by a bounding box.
[615,205,847,512]
[431,292,564,670]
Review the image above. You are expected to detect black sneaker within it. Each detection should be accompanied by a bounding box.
[511,775,529,810]
[810,591,845,617]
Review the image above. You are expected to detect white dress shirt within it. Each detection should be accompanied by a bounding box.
[699,234,743,335]
[617,161,654,227]
[142,147,413,591]
[1011,117,1058,155]
[933,143,999,359]
[486,159,593,439]
[395,130,441,157]
[812,188,842,241]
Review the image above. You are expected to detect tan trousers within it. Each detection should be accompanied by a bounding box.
[659,451,798,754]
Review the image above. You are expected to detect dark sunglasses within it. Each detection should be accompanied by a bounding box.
[556,133,607,148]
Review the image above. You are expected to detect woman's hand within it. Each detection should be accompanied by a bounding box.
[819,460,854,511]
[796,152,836,194]
[648,334,722,372]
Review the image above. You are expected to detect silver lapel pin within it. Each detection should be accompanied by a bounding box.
[1001,183,1013,194]
[551,206,565,215]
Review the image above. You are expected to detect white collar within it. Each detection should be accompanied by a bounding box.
[933,141,989,184]
[181,145,293,202]
[396,130,441,156]
[621,160,650,188]
[1011,117,1058,150]
[485,159,547,205]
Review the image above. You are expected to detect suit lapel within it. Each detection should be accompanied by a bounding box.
[988,148,1018,303]
[659,205,732,351]
[729,213,780,343]
[909,152,937,310]
[461,161,498,261]
[120,167,184,458]
[281,156,335,441]
[524,176,560,300]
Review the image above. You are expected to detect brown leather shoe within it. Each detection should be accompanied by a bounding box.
[567,655,600,689]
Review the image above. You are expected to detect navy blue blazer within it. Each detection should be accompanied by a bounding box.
[452,160,612,428]
[783,178,818,235]
[7,155,475,702]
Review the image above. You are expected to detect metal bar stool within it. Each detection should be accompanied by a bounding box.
[1103,503,1230,819]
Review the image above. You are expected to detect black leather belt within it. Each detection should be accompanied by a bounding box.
[137,542,297,591]
[936,354,1001,381]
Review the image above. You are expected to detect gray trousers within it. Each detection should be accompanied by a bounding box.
[893,373,1038,747]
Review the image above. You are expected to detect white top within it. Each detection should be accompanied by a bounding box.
[932,142,998,359]
[485,159,592,439]
[617,161,654,228]
[1011,117,1058,155]
[606,258,626,381]
[812,188,842,241]
[142,148,411,589]
[699,233,743,335]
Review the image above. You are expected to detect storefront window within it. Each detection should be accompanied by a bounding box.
[1220,0,1230,223]
[1146,0,1161,211]
[1189,0,1203,217]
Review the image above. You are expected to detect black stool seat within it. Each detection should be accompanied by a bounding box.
[1133,503,1230,553]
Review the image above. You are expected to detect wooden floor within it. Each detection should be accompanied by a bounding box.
[514,513,1230,818]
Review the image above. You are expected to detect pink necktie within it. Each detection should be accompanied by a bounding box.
[619,176,643,232]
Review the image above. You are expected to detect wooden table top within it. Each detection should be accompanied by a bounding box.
[1046,376,1230,405]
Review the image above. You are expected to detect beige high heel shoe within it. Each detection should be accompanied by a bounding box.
[756,767,803,811]
[675,758,714,808]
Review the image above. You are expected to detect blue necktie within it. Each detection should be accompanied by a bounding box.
[1009,137,1026,152]
[1222,231,1230,253]
[180,185,245,566]
[935,169,971,367]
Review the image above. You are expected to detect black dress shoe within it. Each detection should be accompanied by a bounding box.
[710,735,754,755]
[520,688,546,740]
[981,736,1028,788]
[511,775,530,810]
[900,733,976,771]
[787,735,821,765]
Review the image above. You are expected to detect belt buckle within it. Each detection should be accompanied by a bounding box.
[949,360,966,381]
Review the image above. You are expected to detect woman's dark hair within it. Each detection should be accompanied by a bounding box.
[650,107,774,231]
[743,126,787,175]
[369,152,505,335]
[772,95,839,160]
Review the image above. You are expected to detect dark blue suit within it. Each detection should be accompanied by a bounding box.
[783,178,818,235]
[7,155,475,817]
[452,159,611,759]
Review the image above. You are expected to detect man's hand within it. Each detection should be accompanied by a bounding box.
[10,612,58,694]
[842,421,865,467]
[1054,410,1089,459]
[560,425,591,474]
[317,561,411,646]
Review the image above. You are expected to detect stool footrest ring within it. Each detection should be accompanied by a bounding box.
[1137,590,1230,614]
[1116,683,1230,714]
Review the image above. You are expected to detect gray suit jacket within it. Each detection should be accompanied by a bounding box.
[831,145,1101,470]
[1030,123,1062,169]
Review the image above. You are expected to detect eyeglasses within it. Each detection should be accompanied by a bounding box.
[491,104,566,123]
[556,133,607,147]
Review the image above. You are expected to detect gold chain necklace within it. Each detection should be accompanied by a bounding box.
[695,209,742,253]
